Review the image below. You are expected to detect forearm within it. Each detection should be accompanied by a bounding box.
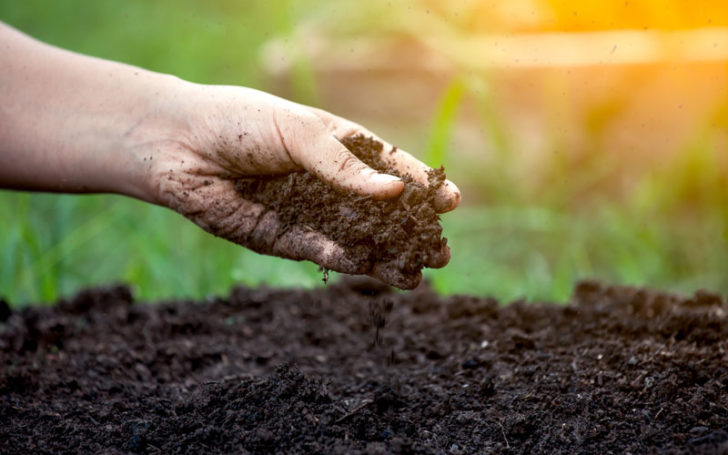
[0,22,185,201]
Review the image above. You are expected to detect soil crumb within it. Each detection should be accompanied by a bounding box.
[2,279,727,454]
[235,135,447,288]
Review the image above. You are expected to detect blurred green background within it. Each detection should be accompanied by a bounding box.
[1,0,727,305]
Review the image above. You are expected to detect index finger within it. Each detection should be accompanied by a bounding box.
[310,107,461,213]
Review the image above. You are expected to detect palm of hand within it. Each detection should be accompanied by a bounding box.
[150,86,459,288]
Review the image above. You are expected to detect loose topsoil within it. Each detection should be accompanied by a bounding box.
[235,135,447,287]
[1,279,727,454]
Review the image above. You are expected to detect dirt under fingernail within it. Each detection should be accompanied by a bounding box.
[235,135,447,288]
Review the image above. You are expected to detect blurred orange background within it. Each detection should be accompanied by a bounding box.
[265,0,728,201]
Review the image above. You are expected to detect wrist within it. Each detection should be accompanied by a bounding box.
[0,24,199,201]
[114,74,195,203]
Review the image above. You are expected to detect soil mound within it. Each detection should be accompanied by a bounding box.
[235,135,447,287]
[2,280,727,454]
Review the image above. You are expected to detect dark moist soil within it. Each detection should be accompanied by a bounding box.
[2,279,728,454]
[235,135,447,286]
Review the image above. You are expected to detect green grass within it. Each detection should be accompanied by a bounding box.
[431,203,728,302]
[3,188,724,305]
[0,192,326,304]
[424,78,466,168]
[1,1,727,305]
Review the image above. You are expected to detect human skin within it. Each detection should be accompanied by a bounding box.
[0,22,460,288]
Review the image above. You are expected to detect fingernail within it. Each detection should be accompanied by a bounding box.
[434,179,462,212]
[445,179,461,200]
[444,178,459,190]
[368,172,401,185]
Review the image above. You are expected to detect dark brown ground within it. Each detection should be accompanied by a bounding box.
[235,135,447,287]
[1,279,727,454]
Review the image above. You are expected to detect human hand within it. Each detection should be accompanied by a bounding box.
[0,23,458,287]
[142,84,461,288]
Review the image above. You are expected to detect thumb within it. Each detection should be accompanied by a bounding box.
[286,118,404,199]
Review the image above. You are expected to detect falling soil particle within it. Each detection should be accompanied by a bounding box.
[369,297,394,347]
[1,279,727,454]
[235,135,447,288]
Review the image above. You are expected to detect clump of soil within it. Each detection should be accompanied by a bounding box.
[2,280,727,454]
[235,135,447,287]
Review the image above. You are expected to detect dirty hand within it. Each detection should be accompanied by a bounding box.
[0,21,460,287]
[149,84,460,287]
